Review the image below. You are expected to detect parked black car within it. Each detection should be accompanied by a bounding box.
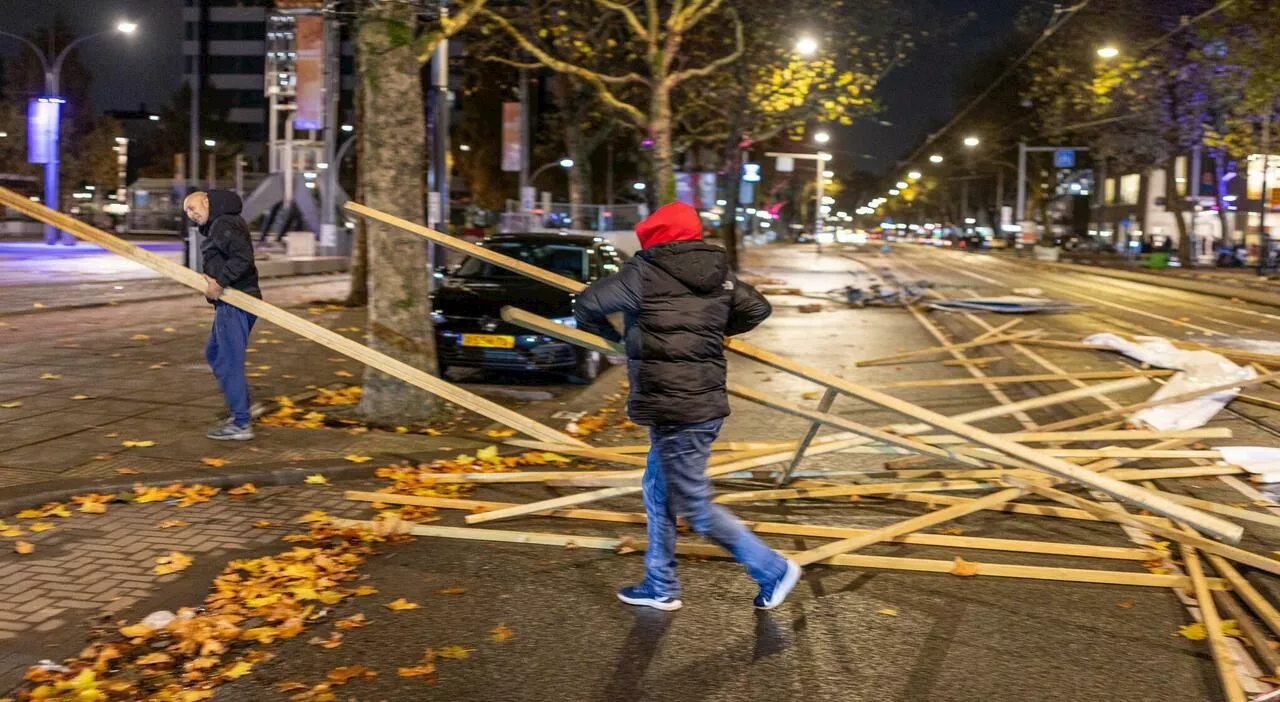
[431,232,624,383]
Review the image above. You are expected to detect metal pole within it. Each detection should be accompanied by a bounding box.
[207,149,215,189]
[518,67,530,216]
[1016,141,1027,224]
[1189,144,1202,267]
[283,115,294,208]
[814,159,824,252]
[429,0,449,285]
[320,12,339,255]
[1258,112,1272,276]
[235,155,244,197]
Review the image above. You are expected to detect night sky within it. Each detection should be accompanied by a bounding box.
[1,0,1025,174]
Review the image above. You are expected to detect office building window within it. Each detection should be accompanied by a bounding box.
[1119,174,1141,205]
[206,22,267,41]
[1105,178,1116,205]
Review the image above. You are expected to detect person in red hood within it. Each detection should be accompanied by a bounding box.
[574,202,801,612]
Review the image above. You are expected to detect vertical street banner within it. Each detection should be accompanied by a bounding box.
[293,16,324,130]
[27,99,60,164]
[675,172,695,207]
[501,103,522,172]
[697,173,717,211]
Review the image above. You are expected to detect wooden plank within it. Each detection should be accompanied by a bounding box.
[941,356,1002,367]
[0,187,585,447]
[1037,370,1280,432]
[853,331,1035,367]
[791,488,1026,567]
[344,490,1155,561]
[969,318,1024,343]
[1212,589,1280,678]
[1207,554,1280,640]
[1236,393,1280,412]
[1149,489,1280,531]
[1010,480,1271,576]
[884,491,1172,525]
[727,383,988,468]
[724,337,1243,543]
[347,197,1240,542]
[461,436,875,524]
[1181,527,1248,702]
[714,480,994,505]
[331,518,1220,590]
[868,369,1173,390]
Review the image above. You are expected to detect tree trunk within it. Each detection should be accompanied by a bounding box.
[650,85,676,205]
[345,73,369,307]
[1166,158,1194,266]
[1213,155,1232,248]
[550,76,590,227]
[721,139,743,272]
[355,2,438,423]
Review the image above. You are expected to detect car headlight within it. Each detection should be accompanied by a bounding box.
[551,316,577,328]
[431,311,446,324]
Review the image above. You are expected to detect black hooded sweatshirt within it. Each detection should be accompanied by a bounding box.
[574,241,771,426]
[199,189,261,301]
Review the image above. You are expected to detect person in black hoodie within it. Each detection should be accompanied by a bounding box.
[575,202,801,612]
[183,190,262,440]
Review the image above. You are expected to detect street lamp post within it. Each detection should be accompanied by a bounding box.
[0,21,137,245]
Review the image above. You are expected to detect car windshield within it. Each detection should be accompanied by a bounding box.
[454,242,590,282]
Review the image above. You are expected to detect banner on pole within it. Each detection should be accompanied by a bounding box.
[293,16,324,130]
[697,173,717,211]
[675,172,695,207]
[502,103,522,172]
[27,99,61,165]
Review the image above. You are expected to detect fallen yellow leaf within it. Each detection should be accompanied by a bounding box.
[158,520,190,529]
[28,522,55,533]
[221,660,254,679]
[253,519,280,528]
[228,483,257,496]
[78,502,107,514]
[14,541,33,555]
[0,401,22,409]
[308,632,344,649]
[878,608,898,616]
[949,557,980,577]
[476,445,499,462]
[201,457,229,468]
[435,586,466,596]
[119,623,154,639]
[155,551,194,576]
[344,455,373,464]
[351,586,378,597]
[486,429,516,438]
[121,440,156,448]
[131,334,151,341]
[326,665,374,684]
[304,474,330,485]
[297,510,330,524]
[70,394,93,401]
[334,370,353,378]
[1116,600,1135,609]
[39,373,61,380]
[398,664,436,678]
[435,645,474,660]
[490,625,515,642]
[385,598,420,611]
[335,613,369,630]
[115,467,140,475]
[801,391,820,400]
[541,452,571,463]
[136,652,172,665]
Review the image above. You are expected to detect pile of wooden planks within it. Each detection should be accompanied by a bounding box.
[7,186,1280,701]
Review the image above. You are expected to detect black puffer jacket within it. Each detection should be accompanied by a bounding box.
[574,242,771,426]
[199,189,261,301]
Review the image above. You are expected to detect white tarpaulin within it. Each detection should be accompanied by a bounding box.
[1218,446,1280,484]
[1083,333,1256,430]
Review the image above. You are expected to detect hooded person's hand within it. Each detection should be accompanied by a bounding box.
[203,274,223,300]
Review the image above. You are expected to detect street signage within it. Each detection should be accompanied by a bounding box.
[776,156,794,173]
[1054,149,1076,169]
[742,163,761,182]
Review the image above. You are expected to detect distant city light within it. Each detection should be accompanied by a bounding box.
[459,144,471,152]
[813,130,831,144]
[559,158,574,168]
[1097,45,1120,59]
[795,37,818,57]
[822,170,834,178]
[963,136,980,147]
[896,181,909,189]
[203,139,216,147]
[116,21,138,34]
[929,154,944,163]
[633,182,646,191]
[908,170,922,180]
[889,189,900,195]
[148,115,159,122]
[341,124,354,133]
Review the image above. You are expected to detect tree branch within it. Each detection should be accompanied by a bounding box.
[668,8,742,87]
[589,0,649,41]
[482,9,649,126]
[416,0,489,64]
[481,55,544,70]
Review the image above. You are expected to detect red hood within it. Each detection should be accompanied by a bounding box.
[636,202,702,249]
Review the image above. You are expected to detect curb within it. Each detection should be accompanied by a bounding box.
[0,274,347,319]
[0,460,386,518]
[1015,258,1280,309]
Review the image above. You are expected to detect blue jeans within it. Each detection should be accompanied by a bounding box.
[205,302,257,425]
[642,418,787,597]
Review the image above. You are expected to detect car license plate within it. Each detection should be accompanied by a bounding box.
[461,334,515,349]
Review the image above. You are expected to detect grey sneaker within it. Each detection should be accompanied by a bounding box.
[207,422,254,441]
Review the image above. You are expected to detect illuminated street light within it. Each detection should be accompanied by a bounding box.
[896,181,909,189]
[908,170,922,180]
[929,154,944,164]
[203,138,216,147]
[813,130,831,144]
[822,170,834,178]
[148,114,159,122]
[459,144,471,152]
[559,158,574,168]
[341,124,354,133]
[889,189,900,195]
[633,182,646,191]
[117,21,138,34]
[963,136,980,148]
[795,37,818,57]
[1097,45,1120,59]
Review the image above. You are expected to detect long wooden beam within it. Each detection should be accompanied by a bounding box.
[1181,527,1248,702]
[853,331,1037,367]
[1011,480,1280,576]
[868,369,1173,390]
[344,490,1154,561]
[1207,555,1280,640]
[347,198,1240,543]
[0,188,584,447]
[791,488,1026,567]
[330,518,1222,590]
[1037,370,1280,432]
[714,479,994,504]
